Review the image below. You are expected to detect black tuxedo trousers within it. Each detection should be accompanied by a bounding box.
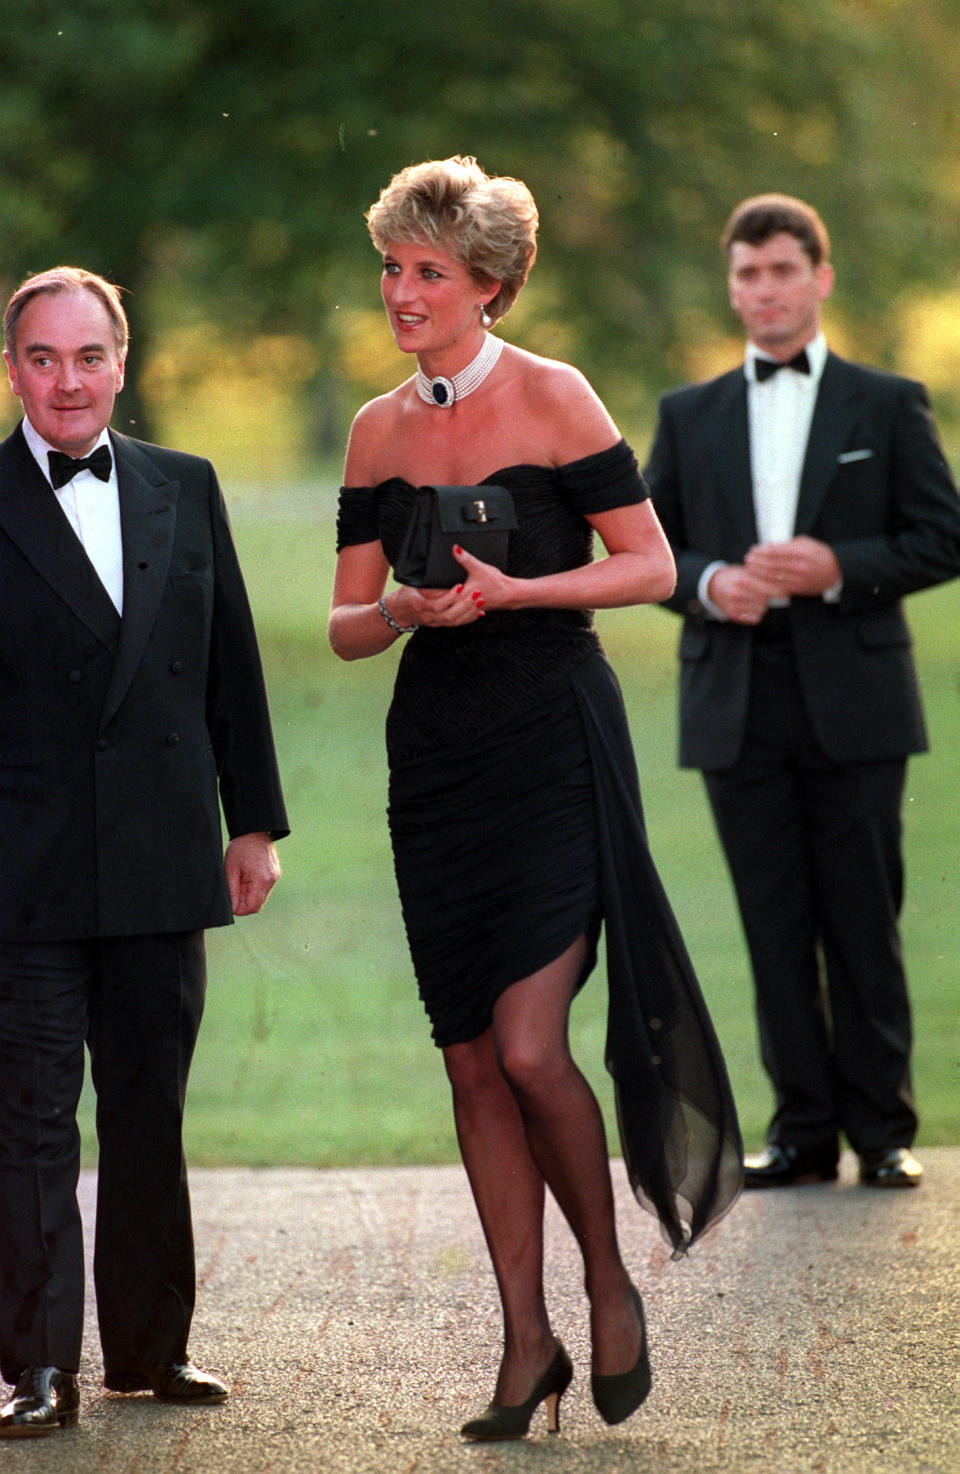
[703,642,916,1153]
[0,932,205,1382]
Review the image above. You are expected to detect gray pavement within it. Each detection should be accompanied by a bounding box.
[2,1150,958,1473]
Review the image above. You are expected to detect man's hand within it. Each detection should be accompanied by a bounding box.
[224,832,281,916]
[707,564,780,625]
[744,536,842,597]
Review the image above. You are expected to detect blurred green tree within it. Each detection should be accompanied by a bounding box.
[1,0,958,447]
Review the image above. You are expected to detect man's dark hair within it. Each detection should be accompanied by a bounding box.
[721,193,830,267]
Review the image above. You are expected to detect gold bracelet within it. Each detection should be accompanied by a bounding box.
[378,595,417,635]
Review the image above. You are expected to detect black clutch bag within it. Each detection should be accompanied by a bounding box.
[393,484,518,588]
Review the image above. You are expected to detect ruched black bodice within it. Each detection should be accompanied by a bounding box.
[336,440,742,1252]
[337,439,642,764]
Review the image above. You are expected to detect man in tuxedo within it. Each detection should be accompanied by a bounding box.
[644,195,960,1192]
[0,267,289,1435]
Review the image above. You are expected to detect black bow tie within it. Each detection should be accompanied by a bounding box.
[48,445,113,489]
[754,349,811,382]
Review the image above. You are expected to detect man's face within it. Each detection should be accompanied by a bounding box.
[4,288,125,456]
[727,231,833,359]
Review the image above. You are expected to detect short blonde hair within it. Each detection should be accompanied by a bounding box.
[4,266,129,358]
[365,156,538,323]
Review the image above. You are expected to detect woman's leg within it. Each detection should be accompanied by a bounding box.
[443,1027,556,1405]
[444,935,642,1400]
[492,936,642,1377]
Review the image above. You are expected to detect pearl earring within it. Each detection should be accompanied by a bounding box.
[480,305,492,328]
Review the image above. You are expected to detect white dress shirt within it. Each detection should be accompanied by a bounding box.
[746,332,827,545]
[698,333,834,617]
[23,416,124,613]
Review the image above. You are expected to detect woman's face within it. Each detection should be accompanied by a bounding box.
[381,239,493,358]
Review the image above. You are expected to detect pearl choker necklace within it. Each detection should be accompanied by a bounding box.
[416,333,504,408]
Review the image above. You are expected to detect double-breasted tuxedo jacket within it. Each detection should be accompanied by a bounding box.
[644,351,960,1154]
[645,353,960,772]
[0,421,288,1381]
[0,423,288,941]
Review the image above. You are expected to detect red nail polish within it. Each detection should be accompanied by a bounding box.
[454,544,463,556]
[471,590,482,601]
[456,584,464,593]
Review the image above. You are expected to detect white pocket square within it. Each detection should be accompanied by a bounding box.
[837,448,874,464]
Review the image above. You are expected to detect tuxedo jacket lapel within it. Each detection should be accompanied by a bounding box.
[0,425,120,653]
[710,372,758,550]
[794,355,863,534]
[99,432,179,731]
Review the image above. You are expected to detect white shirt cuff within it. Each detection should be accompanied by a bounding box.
[698,561,729,620]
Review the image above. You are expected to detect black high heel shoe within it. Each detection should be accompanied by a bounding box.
[461,1341,573,1441]
[591,1286,651,1426]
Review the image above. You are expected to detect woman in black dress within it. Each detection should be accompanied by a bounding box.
[330,156,741,1441]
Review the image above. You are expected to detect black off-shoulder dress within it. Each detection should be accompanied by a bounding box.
[337,440,742,1252]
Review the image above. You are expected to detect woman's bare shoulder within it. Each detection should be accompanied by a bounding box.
[344,382,413,485]
[507,347,620,463]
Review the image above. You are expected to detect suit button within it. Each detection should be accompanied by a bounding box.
[170,660,183,675]
[68,669,83,683]
[97,737,109,751]
[165,732,180,747]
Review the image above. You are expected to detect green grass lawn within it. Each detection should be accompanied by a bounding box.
[79,479,960,1163]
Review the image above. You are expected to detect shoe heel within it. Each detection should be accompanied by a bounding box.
[460,1341,572,1442]
[58,1409,79,1429]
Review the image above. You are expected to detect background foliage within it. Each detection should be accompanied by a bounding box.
[3,0,960,459]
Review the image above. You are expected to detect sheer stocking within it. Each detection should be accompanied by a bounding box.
[443,935,643,1402]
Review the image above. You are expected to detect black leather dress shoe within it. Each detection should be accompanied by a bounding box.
[0,1366,79,1437]
[104,1361,228,1404]
[859,1147,923,1188]
[743,1142,839,1188]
